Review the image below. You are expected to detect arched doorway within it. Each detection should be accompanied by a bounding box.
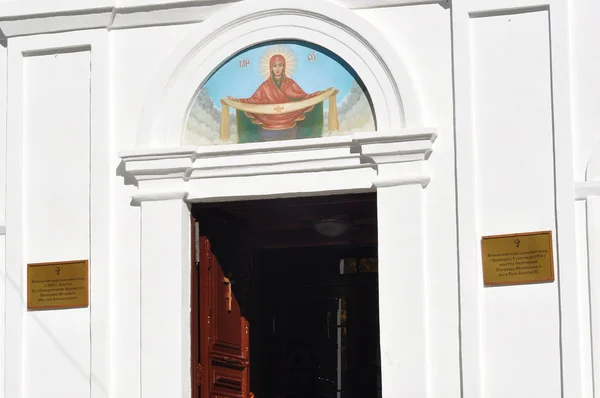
[119,0,435,396]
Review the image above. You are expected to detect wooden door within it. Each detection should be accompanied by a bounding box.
[192,219,250,398]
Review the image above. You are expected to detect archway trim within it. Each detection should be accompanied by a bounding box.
[133,0,424,149]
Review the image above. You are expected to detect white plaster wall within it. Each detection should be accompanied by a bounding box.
[1,0,597,397]
[7,41,93,398]
[358,5,460,397]
[571,1,600,396]
[23,49,92,398]
[473,11,559,396]
[451,0,584,397]
[364,3,584,397]
[109,3,461,396]
[111,23,196,398]
[5,30,111,398]
[571,0,600,179]
[0,41,6,398]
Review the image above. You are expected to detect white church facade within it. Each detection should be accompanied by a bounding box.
[0,0,599,397]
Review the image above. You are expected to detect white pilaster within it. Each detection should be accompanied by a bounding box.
[586,196,600,393]
[374,162,428,397]
[579,138,600,396]
[139,195,191,398]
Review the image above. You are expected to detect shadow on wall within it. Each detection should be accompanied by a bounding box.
[116,159,137,187]
[0,267,109,394]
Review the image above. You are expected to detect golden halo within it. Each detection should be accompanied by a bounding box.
[260,45,297,80]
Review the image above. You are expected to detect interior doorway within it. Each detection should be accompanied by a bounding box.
[191,193,381,398]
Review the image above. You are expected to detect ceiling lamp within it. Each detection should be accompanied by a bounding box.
[312,218,351,238]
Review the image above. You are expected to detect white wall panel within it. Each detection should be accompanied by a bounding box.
[0,42,7,398]
[0,43,6,227]
[22,49,91,398]
[587,197,600,397]
[570,5,600,398]
[471,9,560,398]
[358,5,460,397]
[569,0,600,179]
[0,235,4,398]
[575,2,600,390]
[574,200,593,398]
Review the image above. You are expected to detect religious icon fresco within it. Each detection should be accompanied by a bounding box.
[183,40,376,146]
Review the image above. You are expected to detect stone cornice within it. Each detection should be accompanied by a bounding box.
[119,129,437,185]
[575,181,600,200]
[372,174,430,188]
[577,138,600,200]
[131,190,189,205]
[0,0,448,38]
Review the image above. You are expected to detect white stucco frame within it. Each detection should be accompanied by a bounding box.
[119,0,436,397]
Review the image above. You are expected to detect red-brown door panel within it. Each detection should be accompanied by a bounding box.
[211,257,243,357]
[197,234,250,398]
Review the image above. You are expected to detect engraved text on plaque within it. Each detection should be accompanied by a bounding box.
[27,260,89,310]
[481,231,554,287]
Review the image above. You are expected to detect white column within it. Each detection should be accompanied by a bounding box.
[587,196,600,394]
[374,164,428,398]
[139,195,191,398]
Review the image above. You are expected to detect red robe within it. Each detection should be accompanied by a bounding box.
[236,76,322,130]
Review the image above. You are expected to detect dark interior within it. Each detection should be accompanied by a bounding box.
[192,192,381,398]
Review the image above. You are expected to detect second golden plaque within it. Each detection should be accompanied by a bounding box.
[481,231,554,287]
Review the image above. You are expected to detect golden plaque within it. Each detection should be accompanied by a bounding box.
[481,231,554,287]
[27,260,89,310]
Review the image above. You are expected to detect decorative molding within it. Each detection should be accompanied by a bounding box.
[372,174,430,188]
[110,2,232,30]
[587,137,600,181]
[0,0,448,38]
[131,190,189,205]
[112,0,435,200]
[579,138,600,199]
[340,0,446,8]
[120,129,436,200]
[0,8,113,38]
[358,131,436,165]
[121,130,435,179]
[575,181,600,201]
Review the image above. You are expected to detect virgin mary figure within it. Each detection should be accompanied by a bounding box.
[224,54,336,143]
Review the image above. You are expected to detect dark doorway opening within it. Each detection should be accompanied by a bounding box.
[191,192,382,398]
